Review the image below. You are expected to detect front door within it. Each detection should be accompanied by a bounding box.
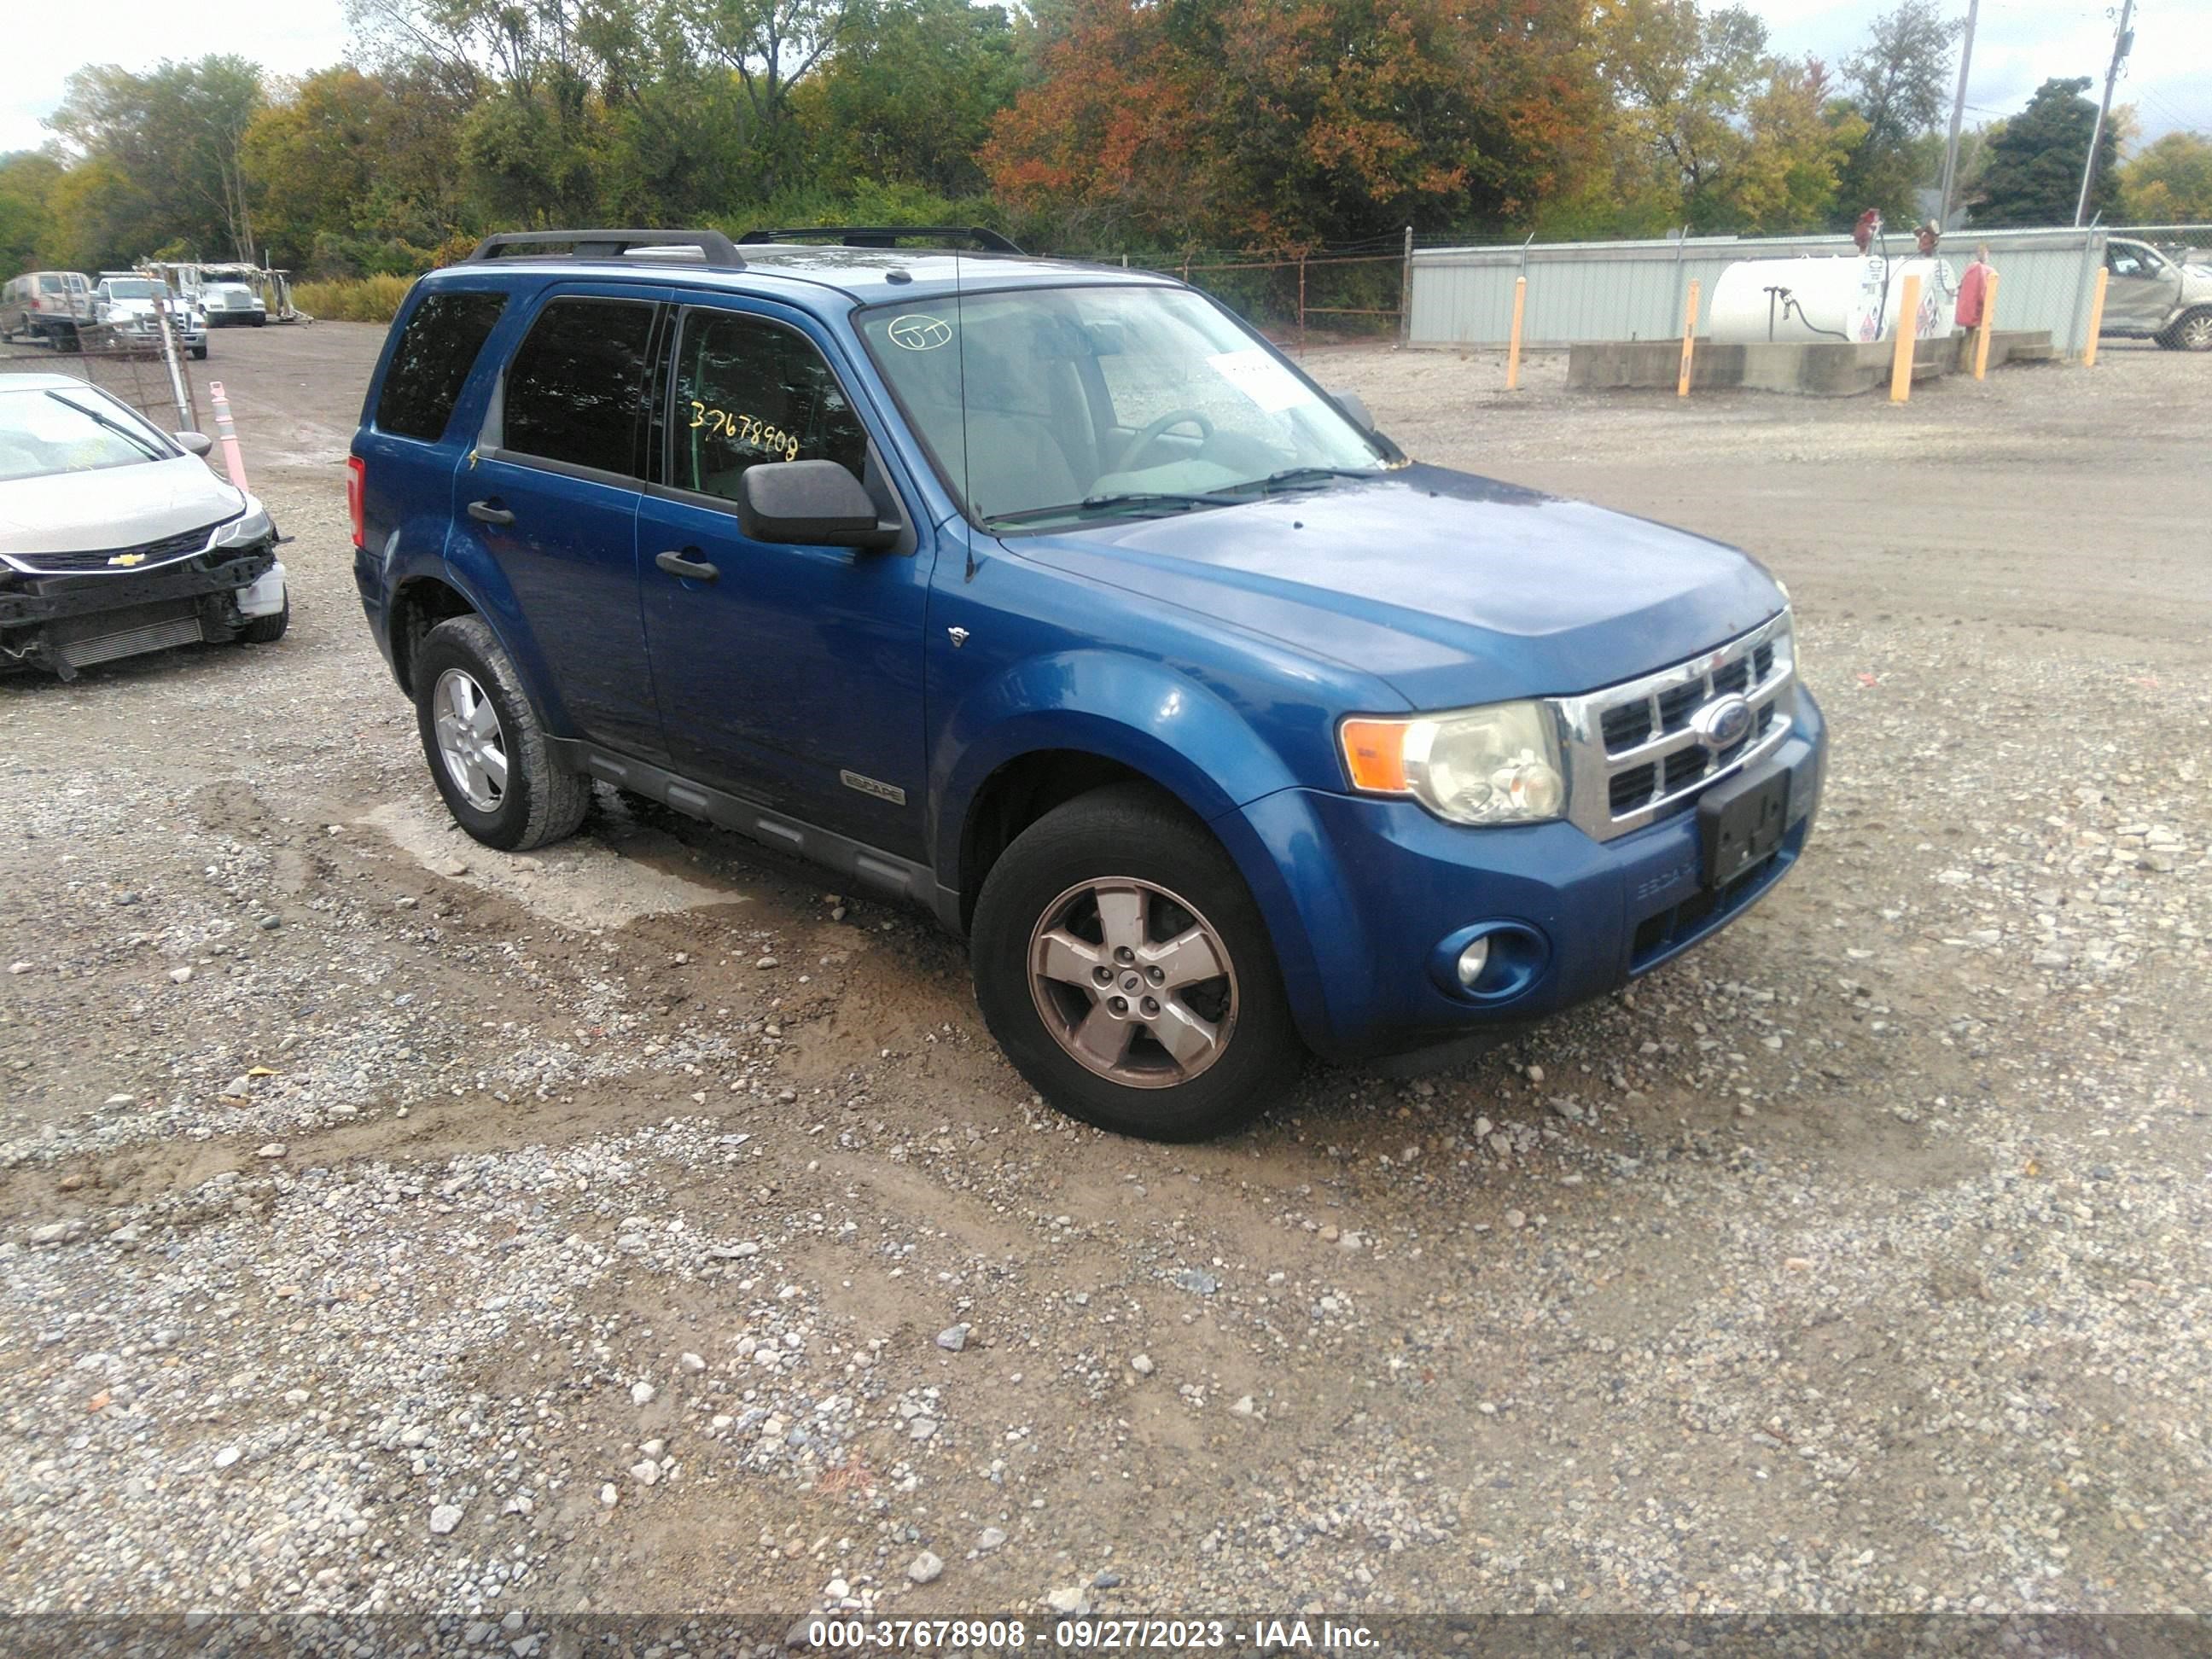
[462,288,667,760]
[2104,242,2180,335]
[636,300,932,859]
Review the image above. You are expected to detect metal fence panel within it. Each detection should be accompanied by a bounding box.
[1411,227,2110,356]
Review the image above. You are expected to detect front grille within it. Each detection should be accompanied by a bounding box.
[3,522,223,576]
[1555,613,1796,842]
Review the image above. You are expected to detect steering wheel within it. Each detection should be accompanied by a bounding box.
[1119,408,1214,473]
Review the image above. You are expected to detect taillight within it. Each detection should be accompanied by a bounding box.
[346,455,365,550]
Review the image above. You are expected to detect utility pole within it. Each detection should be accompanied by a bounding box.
[1936,0,1980,228]
[2075,0,2134,226]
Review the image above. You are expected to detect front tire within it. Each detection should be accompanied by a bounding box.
[970,783,1301,1140]
[2162,310,2212,352]
[412,614,589,852]
[236,597,288,644]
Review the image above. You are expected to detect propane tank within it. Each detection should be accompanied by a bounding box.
[1708,254,1956,345]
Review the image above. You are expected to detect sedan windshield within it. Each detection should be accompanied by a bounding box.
[0,389,169,482]
[856,284,1386,529]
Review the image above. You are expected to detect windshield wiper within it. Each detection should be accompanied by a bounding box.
[985,491,1244,528]
[44,391,162,459]
[1225,465,1384,496]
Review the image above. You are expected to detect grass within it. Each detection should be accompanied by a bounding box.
[290,274,417,323]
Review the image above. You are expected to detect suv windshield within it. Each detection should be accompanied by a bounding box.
[103,280,160,300]
[0,389,170,482]
[856,284,1385,529]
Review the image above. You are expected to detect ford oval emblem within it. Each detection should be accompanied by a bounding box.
[1692,693,1754,751]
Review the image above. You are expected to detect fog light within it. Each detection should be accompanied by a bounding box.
[1455,938,1491,990]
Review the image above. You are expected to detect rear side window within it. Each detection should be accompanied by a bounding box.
[375,290,507,441]
[501,298,655,476]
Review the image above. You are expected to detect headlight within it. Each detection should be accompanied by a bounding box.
[1340,699,1567,825]
[208,498,276,551]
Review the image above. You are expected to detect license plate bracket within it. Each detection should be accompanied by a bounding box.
[1698,764,1790,887]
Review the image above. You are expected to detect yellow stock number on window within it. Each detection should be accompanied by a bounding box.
[690,402,801,463]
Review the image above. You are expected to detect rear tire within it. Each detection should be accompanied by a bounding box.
[412,614,589,852]
[969,783,1301,1140]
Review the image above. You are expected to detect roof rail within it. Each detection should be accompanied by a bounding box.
[737,225,1023,254]
[463,230,745,268]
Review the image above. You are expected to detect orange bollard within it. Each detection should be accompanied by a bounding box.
[1505,276,1527,392]
[1889,275,1922,404]
[1676,279,1700,398]
[2082,267,2110,367]
[1973,271,2001,381]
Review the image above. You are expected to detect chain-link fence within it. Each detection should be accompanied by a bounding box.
[1061,234,1414,346]
[0,313,199,434]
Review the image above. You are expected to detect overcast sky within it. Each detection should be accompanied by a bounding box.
[3,0,2206,164]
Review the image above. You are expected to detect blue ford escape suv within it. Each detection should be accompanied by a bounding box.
[352,226,1825,1141]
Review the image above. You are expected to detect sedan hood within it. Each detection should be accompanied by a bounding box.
[0,456,244,556]
[1006,464,1784,708]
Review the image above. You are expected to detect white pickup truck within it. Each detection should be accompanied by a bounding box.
[2100,238,2212,351]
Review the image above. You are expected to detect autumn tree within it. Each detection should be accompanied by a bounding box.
[2120,131,2212,224]
[985,0,1602,250]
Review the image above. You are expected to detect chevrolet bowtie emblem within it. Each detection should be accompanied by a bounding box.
[108,553,148,567]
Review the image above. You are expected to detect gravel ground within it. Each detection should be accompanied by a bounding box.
[0,326,2206,1622]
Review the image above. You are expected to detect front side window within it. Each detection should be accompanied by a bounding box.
[375,288,507,441]
[500,298,655,475]
[669,311,868,502]
[855,284,1384,528]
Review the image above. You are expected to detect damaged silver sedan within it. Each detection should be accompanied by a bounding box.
[0,373,286,678]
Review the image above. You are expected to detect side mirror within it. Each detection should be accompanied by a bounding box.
[1332,390,1377,434]
[175,431,214,457]
[737,460,899,550]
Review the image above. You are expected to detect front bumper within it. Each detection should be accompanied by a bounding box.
[0,548,278,677]
[1230,690,1826,1062]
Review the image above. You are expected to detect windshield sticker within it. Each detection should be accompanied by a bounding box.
[887,314,955,352]
[1205,348,1313,414]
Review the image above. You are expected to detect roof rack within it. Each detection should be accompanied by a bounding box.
[737,225,1023,254]
[463,230,745,268]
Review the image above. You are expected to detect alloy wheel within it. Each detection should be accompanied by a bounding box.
[433,667,509,812]
[1027,877,1239,1088]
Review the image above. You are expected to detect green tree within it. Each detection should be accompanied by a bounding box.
[0,153,63,273]
[1972,77,2118,225]
[1592,0,1772,232]
[796,0,1019,197]
[1720,59,1866,234]
[2120,131,2212,224]
[1831,0,1958,228]
[48,57,266,262]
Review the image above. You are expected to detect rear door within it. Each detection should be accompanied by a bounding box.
[634,296,933,857]
[463,286,669,760]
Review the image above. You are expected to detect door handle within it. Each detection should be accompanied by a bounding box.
[655,549,719,582]
[467,499,514,526]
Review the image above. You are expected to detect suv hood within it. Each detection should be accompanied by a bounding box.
[0,455,244,556]
[1008,464,1784,709]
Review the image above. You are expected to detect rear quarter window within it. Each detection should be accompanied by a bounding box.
[375,289,509,441]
